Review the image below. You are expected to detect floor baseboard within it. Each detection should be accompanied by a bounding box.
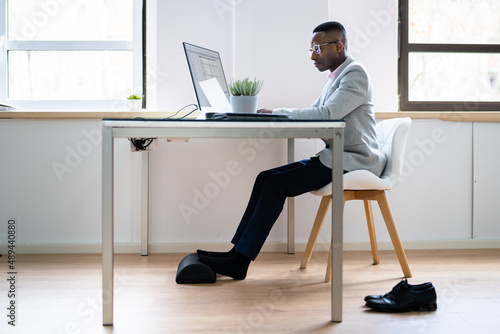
[2,239,499,254]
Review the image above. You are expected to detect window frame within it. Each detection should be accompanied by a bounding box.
[0,0,144,111]
[398,0,500,111]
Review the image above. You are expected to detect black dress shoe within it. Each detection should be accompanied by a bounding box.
[364,279,433,301]
[365,279,437,313]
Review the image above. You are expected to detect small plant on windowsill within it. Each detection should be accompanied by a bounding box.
[228,78,263,113]
[127,94,142,100]
[127,94,142,111]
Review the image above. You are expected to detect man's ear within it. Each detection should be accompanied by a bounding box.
[336,41,344,54]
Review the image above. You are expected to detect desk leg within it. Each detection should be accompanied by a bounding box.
[331,128,343,322]
[141,152,149,256]
[102,126,114,326]
[287,138,295,254]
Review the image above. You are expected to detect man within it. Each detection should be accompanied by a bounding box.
[198,21,386,280]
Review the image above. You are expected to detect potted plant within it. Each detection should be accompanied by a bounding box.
[228,78,263,113]
[127,94,142,111]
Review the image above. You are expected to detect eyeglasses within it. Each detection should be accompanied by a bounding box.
[309,41,340,55]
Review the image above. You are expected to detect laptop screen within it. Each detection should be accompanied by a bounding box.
[183,42,230,110]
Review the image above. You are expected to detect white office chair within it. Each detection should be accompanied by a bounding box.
[300,117,412,282]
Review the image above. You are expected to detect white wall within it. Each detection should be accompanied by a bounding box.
[1,0,499,254]
[155,0,234,111]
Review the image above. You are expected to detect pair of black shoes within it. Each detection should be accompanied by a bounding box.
[365,278,437,313]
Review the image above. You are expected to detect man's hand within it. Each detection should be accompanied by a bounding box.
[257,109,273,114]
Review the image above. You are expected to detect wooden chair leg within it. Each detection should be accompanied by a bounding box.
[375,192,412,278]
[300,196,331,269]
[363,200,380,265]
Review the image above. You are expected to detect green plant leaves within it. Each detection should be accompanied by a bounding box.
[229,78,263,96]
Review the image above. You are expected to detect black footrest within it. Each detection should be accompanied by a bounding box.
[175,253,216,284]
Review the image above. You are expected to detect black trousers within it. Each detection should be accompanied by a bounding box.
[231,157,333,260]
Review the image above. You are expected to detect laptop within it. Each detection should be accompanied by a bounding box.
[183,42,289,121]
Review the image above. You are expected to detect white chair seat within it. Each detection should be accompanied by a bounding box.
[311,170,394,197]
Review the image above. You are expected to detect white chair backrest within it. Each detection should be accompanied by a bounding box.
[376,117,412,188]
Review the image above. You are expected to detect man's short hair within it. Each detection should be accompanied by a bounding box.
[313,21,347,42]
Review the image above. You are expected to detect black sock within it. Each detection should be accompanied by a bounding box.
[199,251,251,280]
[196,246,237,258]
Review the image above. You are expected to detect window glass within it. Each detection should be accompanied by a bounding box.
[8,0,133,41]
[8,51,133,100]
[409,0,500,44]
[408,52,500,102]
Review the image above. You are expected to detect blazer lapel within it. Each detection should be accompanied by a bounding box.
[319,56,355,105]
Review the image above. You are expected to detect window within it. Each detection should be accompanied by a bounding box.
[399,0,500,111]
[0,0,143,111]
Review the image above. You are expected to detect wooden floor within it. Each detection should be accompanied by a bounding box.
[0,249,499,333]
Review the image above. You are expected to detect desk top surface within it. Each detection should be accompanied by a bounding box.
[102,118,346,129]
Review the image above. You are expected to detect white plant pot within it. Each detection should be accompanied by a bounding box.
[230,95,258,114]
[127,99,142,111]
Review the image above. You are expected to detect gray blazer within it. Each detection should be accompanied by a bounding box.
[273,56,387,176]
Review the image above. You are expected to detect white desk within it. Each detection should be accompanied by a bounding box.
[101,119,345,325]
